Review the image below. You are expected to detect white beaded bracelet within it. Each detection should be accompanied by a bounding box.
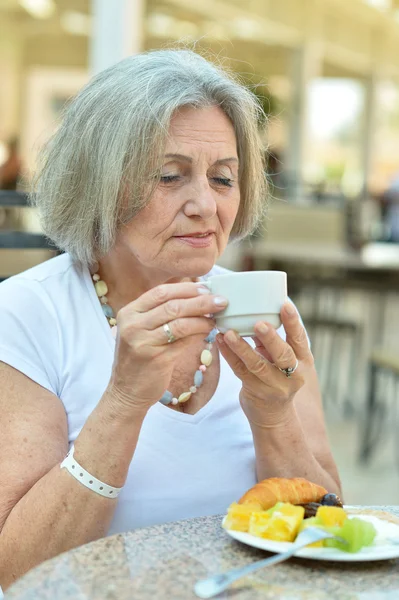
[60,445,123,499]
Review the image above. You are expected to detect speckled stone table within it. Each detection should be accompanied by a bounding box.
[4,506,399,600]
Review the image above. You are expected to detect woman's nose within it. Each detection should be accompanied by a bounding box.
[183,179,217,220]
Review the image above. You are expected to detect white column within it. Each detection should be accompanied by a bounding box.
[286,42,323,202]
[89,0,144,75]
[361,74,378,200]
[285,0,324,202]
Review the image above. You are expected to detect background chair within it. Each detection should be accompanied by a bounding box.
[0,191,57,281]
[359,348,399,468]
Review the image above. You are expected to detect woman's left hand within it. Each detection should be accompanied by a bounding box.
[217,301,314,427]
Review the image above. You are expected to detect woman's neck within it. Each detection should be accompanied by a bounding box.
[96,250,196,315]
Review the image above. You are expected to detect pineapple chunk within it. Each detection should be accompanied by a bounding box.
[223,502,261,532]
[299,516,324,547]
[316,506,347,528]
[248,511,272,538]
[249,503,305,542]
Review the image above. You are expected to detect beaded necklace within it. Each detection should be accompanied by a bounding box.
[91,269,217,406]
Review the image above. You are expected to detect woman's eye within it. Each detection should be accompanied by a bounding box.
[160,175,181,184]
[212,177,234,188]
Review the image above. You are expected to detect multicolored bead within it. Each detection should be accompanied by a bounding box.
[178,392,191,404]
[160,391,173,405]
[95,280,108,297]
[205,329,218,343]
[194,370,204,387]
[200,349,212,367]
[102,304,114,318]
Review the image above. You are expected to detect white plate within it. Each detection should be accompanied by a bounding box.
[223,513,399,562]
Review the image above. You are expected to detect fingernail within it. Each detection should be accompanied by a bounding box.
[197,286,211,295]
[257,323,269,335]
[216,333,224,345]
[284,302,296,316]
[213,296,228,306]
[226,330,239,343]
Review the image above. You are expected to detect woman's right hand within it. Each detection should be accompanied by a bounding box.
[105,282,228,415]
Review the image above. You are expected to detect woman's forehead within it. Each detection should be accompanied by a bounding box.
[169,106,235,135]
[166,107,238,160]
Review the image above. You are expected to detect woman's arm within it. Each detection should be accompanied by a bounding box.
[292,368,341,489]
[248,381,341,494]
[0,281,224,590]
[0,363,146,591]
[217,302,342,495]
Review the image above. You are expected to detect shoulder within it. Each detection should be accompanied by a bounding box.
[0,256,80,395]
[2,253,78,285]
[0,253,83,300]
[0,253,88,331]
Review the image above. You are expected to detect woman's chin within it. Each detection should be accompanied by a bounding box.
[168,255,217,278]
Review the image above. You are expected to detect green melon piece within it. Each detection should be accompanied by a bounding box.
[324,518,376,553]
[299,516,323,531]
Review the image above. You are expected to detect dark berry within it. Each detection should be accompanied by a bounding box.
[321,493,343,507]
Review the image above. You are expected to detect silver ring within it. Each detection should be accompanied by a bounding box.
[163,322,176,344]
[277,359,299,378]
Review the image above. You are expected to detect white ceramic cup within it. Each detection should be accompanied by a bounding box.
[204,270,287,337]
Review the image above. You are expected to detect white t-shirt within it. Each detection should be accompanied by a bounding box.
[0,254,264,535]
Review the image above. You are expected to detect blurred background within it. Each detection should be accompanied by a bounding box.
[0,0,399,505]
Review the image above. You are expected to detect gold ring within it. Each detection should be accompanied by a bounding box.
[163,322,176,344]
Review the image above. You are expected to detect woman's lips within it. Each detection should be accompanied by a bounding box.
[174,233,214,248]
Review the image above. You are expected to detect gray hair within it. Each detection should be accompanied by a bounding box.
[33,48,267,265]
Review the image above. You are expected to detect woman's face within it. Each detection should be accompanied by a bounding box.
[117,105,240,278]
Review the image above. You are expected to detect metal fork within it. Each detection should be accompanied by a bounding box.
[194,527,345,599]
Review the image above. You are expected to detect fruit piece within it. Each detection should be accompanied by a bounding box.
[321,493,344,508]
[299,516,324,547]
[324,518,377,553]
[299,516,321,530]
[223,502,261,532]
[248,511,273,538]
[316,506,347,528]
[267,502,286,516]
[249,503,305,542]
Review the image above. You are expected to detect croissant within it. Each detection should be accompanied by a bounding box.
[238,477,328,511]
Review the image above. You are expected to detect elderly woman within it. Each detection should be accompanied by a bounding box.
[0,49,341,590]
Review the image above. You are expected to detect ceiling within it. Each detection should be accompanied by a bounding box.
[0,0,398,80]
[0,0,90,36]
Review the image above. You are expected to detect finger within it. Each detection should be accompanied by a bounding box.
[252,336,274,363]
[216,334,249,381]
[131,282,211,313]
[151,317,216,346]
[223,330,275,379]
[138,293,228,331]
[253,322,297,370]
[280,302,312,361]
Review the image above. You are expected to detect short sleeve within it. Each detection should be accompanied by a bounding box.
[0,277,60,395]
